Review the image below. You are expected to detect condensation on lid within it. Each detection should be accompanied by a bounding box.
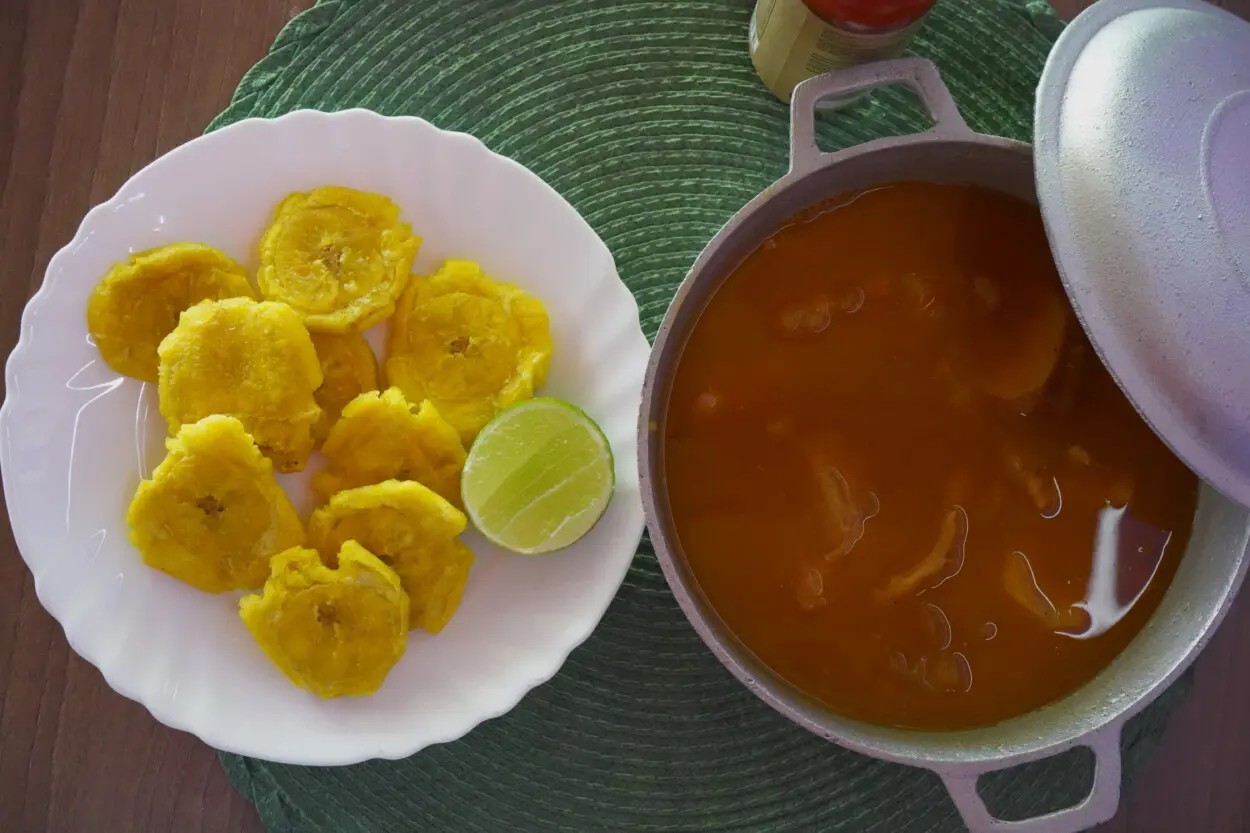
[1035,0,1250,507]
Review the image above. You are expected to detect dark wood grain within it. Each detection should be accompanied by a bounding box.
[0,2,308,831]
[2,1,1249,831]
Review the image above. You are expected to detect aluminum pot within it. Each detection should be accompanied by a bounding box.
[638,58,1250,833]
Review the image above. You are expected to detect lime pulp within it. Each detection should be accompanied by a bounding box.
[461,398,614,554]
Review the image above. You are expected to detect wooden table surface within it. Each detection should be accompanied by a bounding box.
[4,1,1250,830]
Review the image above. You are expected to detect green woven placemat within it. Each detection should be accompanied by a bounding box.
[214,1,1190,829]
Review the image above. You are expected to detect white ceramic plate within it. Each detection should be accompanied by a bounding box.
[1,109,649,765]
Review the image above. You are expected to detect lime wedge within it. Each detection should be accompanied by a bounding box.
[461,398,614,554]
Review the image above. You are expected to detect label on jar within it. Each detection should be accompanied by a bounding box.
[749,0,924,102]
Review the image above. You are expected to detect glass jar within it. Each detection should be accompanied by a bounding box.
[749,0,938,103]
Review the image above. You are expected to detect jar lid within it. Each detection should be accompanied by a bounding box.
[1035,0,1250,507]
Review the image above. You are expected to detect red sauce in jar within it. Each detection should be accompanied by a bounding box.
[805,0,937,30]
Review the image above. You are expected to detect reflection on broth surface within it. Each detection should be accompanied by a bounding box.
[663,182,1198,730]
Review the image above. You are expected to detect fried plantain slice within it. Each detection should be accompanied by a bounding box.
[313,387,465,507]
[257,186,420,333]
[309,331,380,446]
[385,259,553,443]
[127,415,304,593]
[308,479,473,634]
[157,297,323,472]
[239,542,409,697]
[87,242,256,382]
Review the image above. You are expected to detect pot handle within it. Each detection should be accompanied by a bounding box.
[789,57,972,175]
[938,723,1124,833]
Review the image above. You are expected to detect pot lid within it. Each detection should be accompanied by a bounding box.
[1035,0,1250,507]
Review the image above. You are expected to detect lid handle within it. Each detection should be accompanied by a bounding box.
[938,723,1124,833]
[790,57,971,174]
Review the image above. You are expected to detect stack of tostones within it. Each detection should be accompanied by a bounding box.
[90,186,555,698]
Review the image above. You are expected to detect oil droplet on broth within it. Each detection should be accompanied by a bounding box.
[839,286,865,314]
[808,452,878,562]
[922,603,952,651]
[778,297,832,336]
[934,652,973,694]
[796,566,827,611]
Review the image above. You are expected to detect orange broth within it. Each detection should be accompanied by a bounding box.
[663,182,1197,730]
